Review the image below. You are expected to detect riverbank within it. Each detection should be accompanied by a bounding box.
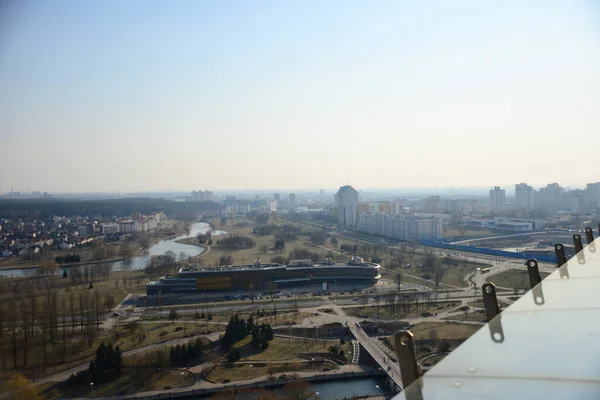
[0,220,191,271]
[0,255,127,271]
[0,221,211,277]
[131,368,386,399]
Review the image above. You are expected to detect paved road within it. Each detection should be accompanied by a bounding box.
[451,230,565,245]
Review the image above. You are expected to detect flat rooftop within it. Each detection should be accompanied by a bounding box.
[176,260,380,274]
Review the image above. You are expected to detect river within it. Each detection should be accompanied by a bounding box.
[0,221,226,278]
[192,377,388,399]
[310,377,387,399]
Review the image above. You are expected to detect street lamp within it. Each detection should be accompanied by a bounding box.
[180,372,185,386]
[90,382,94,394]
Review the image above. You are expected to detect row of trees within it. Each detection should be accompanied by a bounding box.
[0,287,114,369]
[169,338,204,366]
[54,254,81,264]
[221,314,274,351]
[250,321,274,350]
[196,231,213,245]
[221,314,250,350]
[362,290,455,320]
[216,235,256,250]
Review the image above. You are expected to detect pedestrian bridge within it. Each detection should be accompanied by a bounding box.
[349,323,403,390]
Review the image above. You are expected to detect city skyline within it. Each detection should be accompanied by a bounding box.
[1,1,600,192]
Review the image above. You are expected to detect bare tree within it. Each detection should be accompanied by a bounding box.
[282,380,315,400]
[434,267,445,290]
[169,308,178,323]
[119,242,135,259]
[427,328,438,348]
[46,290,59,363]
[66,287,75,334]
[179,251,188,262]
[6,301,18,367]
[361,295,369,309]
[127,320,140,346]
[19,299,31,366]
[395,273,403,291]
[104,293,115,312]
[139,234,151,251]
[0,302,5,368]
[93,290,103,332]
[60,297,67,363]
[26,297,37,339]
[78,292,87,332]
[267,282,276,302]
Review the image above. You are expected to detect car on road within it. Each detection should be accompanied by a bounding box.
[352,297,359,301]
[112,312,121,317]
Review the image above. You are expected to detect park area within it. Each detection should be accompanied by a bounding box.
[486,269,550,290]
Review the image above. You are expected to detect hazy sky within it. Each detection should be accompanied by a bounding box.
[1,0,599,193]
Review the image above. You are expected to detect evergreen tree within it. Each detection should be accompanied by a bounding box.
[105,343,114,371]
[265,324,274,341]
[251,330,261,349]
[89,360,97,383]
[247,315,255,333]
[175,344,182,363]
[114,345,122,374]
[95,343,106,380]
[187,343,194,361]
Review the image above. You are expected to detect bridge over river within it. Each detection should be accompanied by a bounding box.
[349,322,403,391]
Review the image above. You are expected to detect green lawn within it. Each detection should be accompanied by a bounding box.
[467,299,510,309]
[408,322,482,341]
[244,337,337,362]
[206,361,336,383]
[486,269,550,290]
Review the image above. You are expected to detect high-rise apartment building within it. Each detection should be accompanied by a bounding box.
[392,199,404,216]
[357,213,442,241]
[190,190,214,202]
[424,196,441,213]
[515,183,535,210]
[585,182,600,211]
[274,193,280,202]
[289,193,296,207]
[336,185,359,228]
[537,183,564,210]
[489,186,506,213]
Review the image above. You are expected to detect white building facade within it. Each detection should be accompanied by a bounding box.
[357,213,443,241]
